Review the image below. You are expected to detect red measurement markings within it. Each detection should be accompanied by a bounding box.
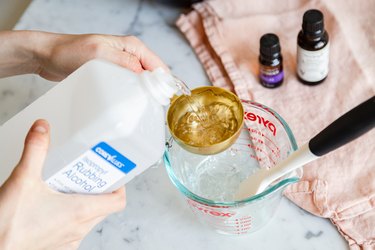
[247,143,276,166]
[235,221,251,226]
[235,230,251,235]
[250,153,262,162]
[249,135,265,145]
[247,128,264,136]
[247,128,280,157]
[234,143,275,165]
[237,216,251,220]
[232,216,253,234]
[187,200,235,218]
[226,218,252,224]
[235,226,252,232]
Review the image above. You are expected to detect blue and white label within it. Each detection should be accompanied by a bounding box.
[92,142,136,174]
[46,142,136,194]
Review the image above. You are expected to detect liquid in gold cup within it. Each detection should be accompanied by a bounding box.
[167,86,244,155]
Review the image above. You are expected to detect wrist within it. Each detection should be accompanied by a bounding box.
[25,31,62,75]
[0,231,13,250]
[0,30,60,78]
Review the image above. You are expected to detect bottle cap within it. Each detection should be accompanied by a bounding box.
[142,68,179,106]
[260,33,281,58]
[302,9,324,34]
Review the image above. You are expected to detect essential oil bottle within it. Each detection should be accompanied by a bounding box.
[297,9,329,85]
[259,33,284,88]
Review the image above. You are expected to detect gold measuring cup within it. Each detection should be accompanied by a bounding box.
[167,86,244,155]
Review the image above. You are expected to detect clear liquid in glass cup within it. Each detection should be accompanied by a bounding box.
[164,100,301,235]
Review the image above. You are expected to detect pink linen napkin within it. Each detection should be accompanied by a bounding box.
[176,0,375,249]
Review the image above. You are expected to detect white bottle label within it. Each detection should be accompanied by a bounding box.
[297,43,329,82]
[46,142,136,194]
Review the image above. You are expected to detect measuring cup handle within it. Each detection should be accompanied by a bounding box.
[309,95,375,157]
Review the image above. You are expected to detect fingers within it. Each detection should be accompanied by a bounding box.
[121,36,170,72]
[62,215,105,249]
[104,48,143,73]
[139,46,170,72]
[55,187,125,248]
[55,240,82,250]
[74,186,126,220]
[17,119,50,177]
[81,215,106,236]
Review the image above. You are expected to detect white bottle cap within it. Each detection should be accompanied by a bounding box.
[141,68,179,106]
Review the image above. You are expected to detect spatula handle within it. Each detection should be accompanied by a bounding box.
[309,96,375,157]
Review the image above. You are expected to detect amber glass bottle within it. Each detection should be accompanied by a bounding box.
[297,9,329,85]
[259,33,284,88]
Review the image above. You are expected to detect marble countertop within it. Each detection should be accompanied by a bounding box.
[0,0,348,249]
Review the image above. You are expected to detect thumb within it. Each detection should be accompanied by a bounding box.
[17,119,50,178]
[75,187,126,220]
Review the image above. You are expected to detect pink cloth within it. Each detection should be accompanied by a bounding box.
[176,0,375,249]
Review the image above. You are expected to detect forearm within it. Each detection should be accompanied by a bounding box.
[0,30,168,81]
[0,30,57,78]
[0,233,12,250]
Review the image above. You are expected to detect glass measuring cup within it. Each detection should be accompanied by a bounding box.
[163,100,300,234]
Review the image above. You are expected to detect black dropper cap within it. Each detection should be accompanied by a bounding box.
[260,33,281,58]
[302,9,324,35]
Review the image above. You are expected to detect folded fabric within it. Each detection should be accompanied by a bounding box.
[176,0,375,249]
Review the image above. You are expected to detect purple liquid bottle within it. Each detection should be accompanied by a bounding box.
[259,33,284,88]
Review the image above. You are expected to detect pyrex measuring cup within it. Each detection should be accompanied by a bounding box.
[164,100,300,235]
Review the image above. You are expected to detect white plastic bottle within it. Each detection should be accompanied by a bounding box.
[0,59,179,193]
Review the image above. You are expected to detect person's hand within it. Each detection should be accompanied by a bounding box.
[0,31,169,81]
[36,32,169,81]
[0,119,126,250]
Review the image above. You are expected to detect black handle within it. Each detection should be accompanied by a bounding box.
[309,96,375,156]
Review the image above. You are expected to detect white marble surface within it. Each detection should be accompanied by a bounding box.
[0,0,349,249]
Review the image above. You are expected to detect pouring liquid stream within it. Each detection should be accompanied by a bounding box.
[173,77,209,127]
[173,78,239,148]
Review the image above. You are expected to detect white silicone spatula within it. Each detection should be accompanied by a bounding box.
[235,96,375,200]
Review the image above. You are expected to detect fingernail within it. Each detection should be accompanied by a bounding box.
[32,120,49,134]
[34,125,47,134]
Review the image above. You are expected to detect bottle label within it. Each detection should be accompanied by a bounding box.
[45,142,136,194]
[297,43,329,82]
[260,67,284,86]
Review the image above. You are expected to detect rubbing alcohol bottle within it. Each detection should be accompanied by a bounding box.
[0,59,180,193]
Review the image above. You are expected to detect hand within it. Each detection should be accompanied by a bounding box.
[0,31,169,81]
[0,120,126,250]
[37,32,169,81]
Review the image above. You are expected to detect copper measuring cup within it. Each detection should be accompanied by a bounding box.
[167,86,244,155]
